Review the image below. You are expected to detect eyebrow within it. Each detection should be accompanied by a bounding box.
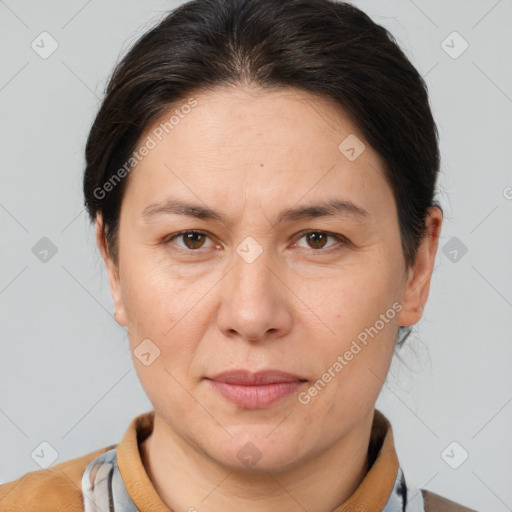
[141,197,370,227]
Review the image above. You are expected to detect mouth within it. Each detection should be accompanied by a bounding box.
[205,369,308,409]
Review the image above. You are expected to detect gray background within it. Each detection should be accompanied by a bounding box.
[1,0,511,510]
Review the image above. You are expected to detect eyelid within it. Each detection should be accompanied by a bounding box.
[291,229,350,251]
[165,229,349,253]
[165,229,219,251]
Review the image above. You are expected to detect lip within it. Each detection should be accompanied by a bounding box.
[208,369,306,385]
[206,370,308,409]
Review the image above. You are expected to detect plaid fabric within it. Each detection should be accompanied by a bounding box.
[81,447,426,512]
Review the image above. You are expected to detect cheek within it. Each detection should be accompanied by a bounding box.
[121,266,204,406]
[303,259,400,335]
[120,248,193,331]
[298,260,400,391]
[119,254,216,378]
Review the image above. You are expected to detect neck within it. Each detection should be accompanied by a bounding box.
[140,410,375,512]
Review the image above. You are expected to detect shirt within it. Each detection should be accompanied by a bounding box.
[0,408,477,511]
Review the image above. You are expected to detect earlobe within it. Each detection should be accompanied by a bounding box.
[107,260,128,327]
[397,207,442,327]
[95,215,128,327]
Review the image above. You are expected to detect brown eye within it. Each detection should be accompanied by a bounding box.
[167,231,214,251]
[294,230,348,252]
[182,232,206,249]
[305,231,328,250]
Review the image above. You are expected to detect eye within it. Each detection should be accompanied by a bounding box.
[293,230,348,251]
[166,230,217,251]
[164,229,348,253]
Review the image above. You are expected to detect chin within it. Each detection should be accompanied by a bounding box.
[221,449,304,475]
[202,429,308,474]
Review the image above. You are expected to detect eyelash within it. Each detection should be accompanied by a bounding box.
[164,229,350,254]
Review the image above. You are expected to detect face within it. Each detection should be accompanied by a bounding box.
[99,85,441,472]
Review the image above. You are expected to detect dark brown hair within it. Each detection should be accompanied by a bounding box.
[83,0,443,344]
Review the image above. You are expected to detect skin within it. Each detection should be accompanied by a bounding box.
[96,85,442,512]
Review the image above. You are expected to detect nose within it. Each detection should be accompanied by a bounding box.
[216,244,293,343]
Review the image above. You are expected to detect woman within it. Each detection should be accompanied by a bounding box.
[0,0,478,510]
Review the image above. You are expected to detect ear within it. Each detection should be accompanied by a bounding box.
[397,206,443,327]
[95,214,128,327]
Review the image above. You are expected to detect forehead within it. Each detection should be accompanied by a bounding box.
[122,85,394,223]
[140,85,365,161]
